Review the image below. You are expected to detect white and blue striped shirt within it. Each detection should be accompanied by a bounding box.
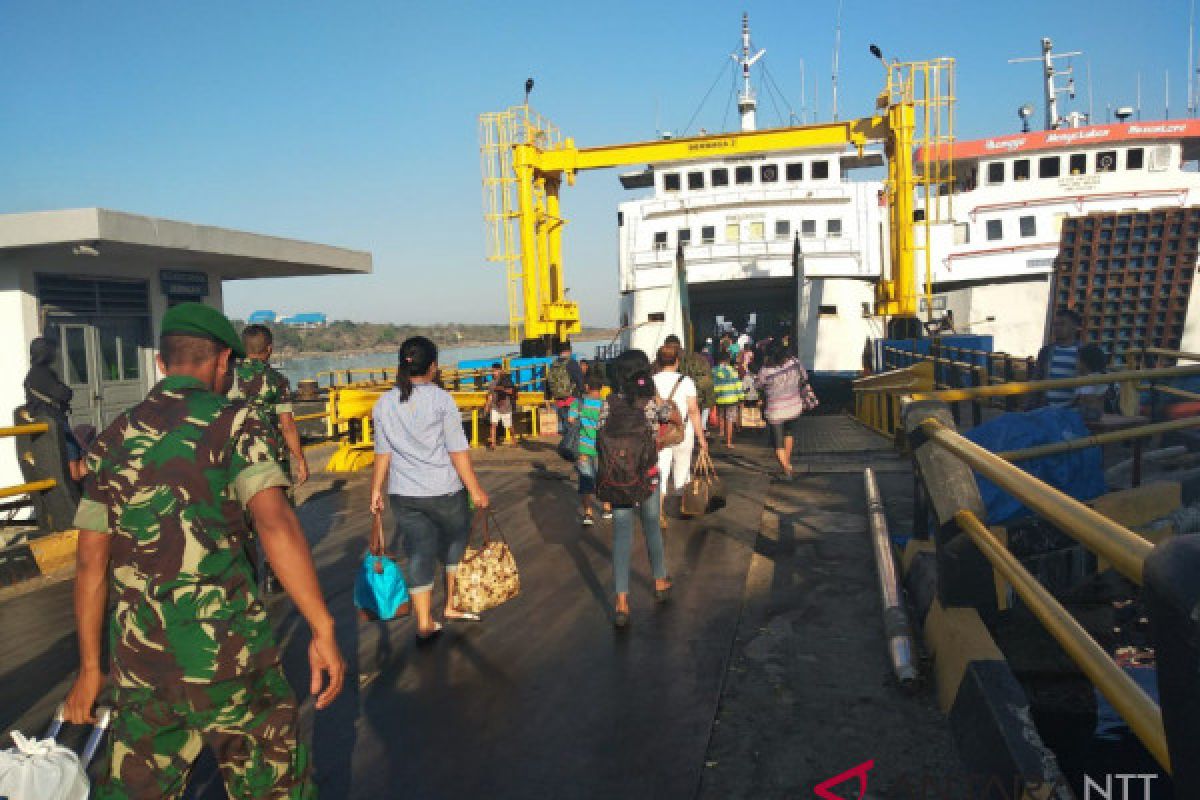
[1044,345,1079,407]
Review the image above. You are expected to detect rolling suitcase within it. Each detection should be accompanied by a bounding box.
[0,703,112,800]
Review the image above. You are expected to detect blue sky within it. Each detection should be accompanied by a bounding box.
[1,1,1194,326]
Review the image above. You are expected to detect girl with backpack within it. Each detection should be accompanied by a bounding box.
[596,349,673,628]
[755,341,815,482]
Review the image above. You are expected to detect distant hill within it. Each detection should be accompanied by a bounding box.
[236,320,617,355]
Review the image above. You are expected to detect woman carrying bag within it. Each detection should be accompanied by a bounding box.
[369,336,490,643]
[755,341,817,483]
[596,350,673,628]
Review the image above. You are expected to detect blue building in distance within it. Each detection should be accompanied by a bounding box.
[247,310,277,324]
[279,312,327,328]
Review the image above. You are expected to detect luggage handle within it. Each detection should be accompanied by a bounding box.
[45,702,113,767]
[468,509,506,549]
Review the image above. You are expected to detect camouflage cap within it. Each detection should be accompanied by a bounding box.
[160,302,246,358]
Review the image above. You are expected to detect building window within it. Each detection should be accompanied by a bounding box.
[1014,159,1030,181]
[653,232,668,250]
[1126,147,1145,169]
[1096,150,1117,172]
[678,228,691,246]
[786,162,803,181]
[701,225,715,244]
[1038,156,1061,179]
[711,168,729,187]
[811,160,830,180]
[827,219,843,237]
[775,220,791,239]
[760,164,779,183]
[687,171,704,190]
[986,219,1003,240]
[726,223,741,242]
[663,173,681,191]
[818,305,838,316]
[749,221,765,239]
[801,219,817,238]
[1069,153,1087,175]
[1019,215,1036,237]
[986,162,1004,184]
[954,222,970,244]
[735,166,753,184]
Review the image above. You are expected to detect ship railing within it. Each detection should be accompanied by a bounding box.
[0,423,57,503]
[903,399,1200,794]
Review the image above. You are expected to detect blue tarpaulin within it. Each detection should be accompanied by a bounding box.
[964,407,1106,524]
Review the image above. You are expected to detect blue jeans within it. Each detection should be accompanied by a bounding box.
[577,455,596,496]
[611,486,666,595]
[388,490,470,593]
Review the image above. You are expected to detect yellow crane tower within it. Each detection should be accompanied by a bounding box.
[480,54,954,354]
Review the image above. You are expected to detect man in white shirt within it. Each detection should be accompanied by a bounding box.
[652,342,708,527]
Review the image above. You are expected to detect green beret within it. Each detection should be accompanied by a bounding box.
[160,302,246,358]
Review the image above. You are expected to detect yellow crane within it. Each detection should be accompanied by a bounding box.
[480,55,954,353]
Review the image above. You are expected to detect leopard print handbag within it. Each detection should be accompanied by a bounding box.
[453,511,521,614]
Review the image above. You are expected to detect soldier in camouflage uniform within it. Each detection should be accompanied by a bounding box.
[65,303,344,799]
[228,324,309,593]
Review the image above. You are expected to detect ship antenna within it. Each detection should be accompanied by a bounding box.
[732,12,765,132]
[831,0,844,121]
[1009,37,1082,130]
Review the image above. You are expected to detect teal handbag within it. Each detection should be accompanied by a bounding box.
[353,512,411,621]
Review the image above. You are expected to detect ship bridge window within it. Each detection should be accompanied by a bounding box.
[711,168,729,187]
[701,225,715,244]
[986,162,1005,184]
[1126,147,1145,169]
[811,160,830,180]
[786,162,804,181]
[827,219,843,237]
[1096,150,1117,172]
[688,171,705,190]
[1019,215,1037,237]
[775,220,791,239]
[1069,153,1087,175]
[801,219,816,238]
[678,228,692,246]
[1038,156,1061,179]
[954,222,970,244]
[760,164,779,183]
[653,232,668,250]
[986,219,1003,240]
[663,173,681,191]
[1014,159,1030,181]
[735,166,753,184]
[818,305,838,316]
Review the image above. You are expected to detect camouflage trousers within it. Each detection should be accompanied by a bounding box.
[95,666,315,799]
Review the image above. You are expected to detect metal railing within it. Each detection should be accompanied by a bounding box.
[0,423,58,504]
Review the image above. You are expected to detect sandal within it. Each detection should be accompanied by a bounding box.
[416,623,444,645]
[445,611,481,623]
[654,578,673,604]
[581,511,595,527]
[613,610,630,628]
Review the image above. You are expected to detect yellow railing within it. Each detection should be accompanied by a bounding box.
[0,423,58,502]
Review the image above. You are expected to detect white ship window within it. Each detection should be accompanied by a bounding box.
[701,225,716,244]
[827,219,843,237]
[1014,159,1031,181]
[749,221,765,239]
[818,305,838,316]
[678,228,692,246]
[735,166,753,184]
[786,162,803,181]
[663,173,681,191]
[760,164,779,183]
[1126,148,1145,170]
[726,223,741,242]
[1019,216,1037,238]
[688,171,705,190]
[775,220,791,239]
[712,168,729,187]
[1069,153,1087,175]
[801,219,817,238]
[986,219,1003,240]
[653,232,668,250]
[954,223,970,244]
[1038,156,1061,179]
[812,160,830,180]
[986,162,1004,184]
[1096,151,1117,172]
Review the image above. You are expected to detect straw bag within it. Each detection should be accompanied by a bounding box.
[681,451,725,516]
[453,511,520,614]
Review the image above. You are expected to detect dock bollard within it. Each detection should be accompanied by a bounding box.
[1143,534,1200,794]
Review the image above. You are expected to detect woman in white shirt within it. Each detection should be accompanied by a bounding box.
[652,342,708,528]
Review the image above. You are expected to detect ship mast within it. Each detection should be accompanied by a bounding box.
[1009,37,1082,130]
[733,13,765,132]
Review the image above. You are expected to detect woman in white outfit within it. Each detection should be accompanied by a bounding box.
[652,343,708,528]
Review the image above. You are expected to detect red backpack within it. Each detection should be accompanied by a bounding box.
[597,399,659,507]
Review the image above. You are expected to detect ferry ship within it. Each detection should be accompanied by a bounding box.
[617,25,1200,369]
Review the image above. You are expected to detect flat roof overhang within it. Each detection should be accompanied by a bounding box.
[0,208,372,279]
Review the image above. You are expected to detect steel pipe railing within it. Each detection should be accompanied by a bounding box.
[864,468,917,687]
[0,423,50,437]
[0,478,57,501]
[955,510,1170,773]
[997,416,1200,462]
[912,364,1200,403]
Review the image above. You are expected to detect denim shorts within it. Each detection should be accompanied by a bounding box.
[767,415,802,448]
[577,455,596,495]
[388,490,471,593]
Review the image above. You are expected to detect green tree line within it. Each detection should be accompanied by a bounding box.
[236,320,615,354]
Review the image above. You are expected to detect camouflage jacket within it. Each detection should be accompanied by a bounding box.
[228,358,293,433]
[73,375,290,688]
